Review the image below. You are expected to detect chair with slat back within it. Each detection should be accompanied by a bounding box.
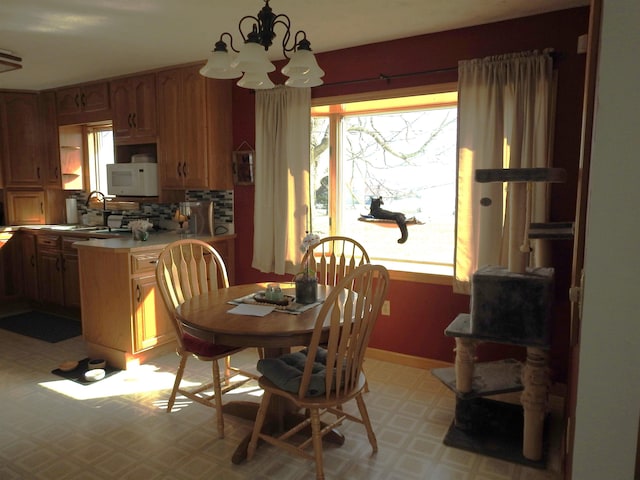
[155,239,257,438]
[301,236,370,287]
[247,263,390,480]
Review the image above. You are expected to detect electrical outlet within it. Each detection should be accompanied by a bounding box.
[382,300,391,316]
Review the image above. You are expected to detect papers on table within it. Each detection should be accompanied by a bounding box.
[227,304,275,317]
[228,290,323,315]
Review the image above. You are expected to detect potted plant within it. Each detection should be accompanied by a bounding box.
[295,232,320,304]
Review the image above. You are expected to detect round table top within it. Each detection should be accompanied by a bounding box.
[176,282,332,349]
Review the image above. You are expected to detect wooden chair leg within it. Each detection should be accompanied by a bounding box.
[309,408,325,480]
[212,359,225,438]
[355,394,378,453]
[167,353,188,412]
[247,390,271,460]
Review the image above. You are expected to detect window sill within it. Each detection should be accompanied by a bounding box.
[378,260,454,285]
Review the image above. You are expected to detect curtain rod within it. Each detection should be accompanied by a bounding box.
[316,66,458,89]
[314,50,561,89]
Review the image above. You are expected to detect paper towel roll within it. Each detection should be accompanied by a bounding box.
[66,198,78,224]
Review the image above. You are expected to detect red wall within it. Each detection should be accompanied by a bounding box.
[230,7,589,383]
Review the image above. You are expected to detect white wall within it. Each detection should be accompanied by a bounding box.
[572,0,640,478]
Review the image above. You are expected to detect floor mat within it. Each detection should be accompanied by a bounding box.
[0,311,81,343]
[51,358,121,385]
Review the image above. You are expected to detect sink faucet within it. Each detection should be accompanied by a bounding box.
[86,191,110,226]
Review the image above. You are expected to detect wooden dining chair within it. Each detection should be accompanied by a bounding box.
[247,263,390,480]
[155,239,256,438]
[301,236,370,287]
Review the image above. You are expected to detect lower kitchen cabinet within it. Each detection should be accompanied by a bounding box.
[37,234,65,305]
[20,231,38,300]
[76,235,235,369]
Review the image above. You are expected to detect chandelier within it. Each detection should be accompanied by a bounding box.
[199,0,324,89]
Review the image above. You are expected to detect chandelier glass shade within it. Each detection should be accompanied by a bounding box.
[199,0,324,89]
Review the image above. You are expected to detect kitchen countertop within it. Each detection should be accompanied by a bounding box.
[74,231,235,252]
[4,225,235,250]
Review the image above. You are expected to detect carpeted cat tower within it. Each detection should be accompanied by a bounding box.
[432,167,570,467]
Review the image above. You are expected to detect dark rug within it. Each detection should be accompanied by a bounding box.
[0,311,82,343]
[51,358,121,385]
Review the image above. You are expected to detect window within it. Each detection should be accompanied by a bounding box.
[310,86,458,278]
[86,124,114,193]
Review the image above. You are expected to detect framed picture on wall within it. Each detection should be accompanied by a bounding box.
[233,150,254,185]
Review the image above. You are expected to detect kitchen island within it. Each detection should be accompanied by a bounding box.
[75,232,235,369]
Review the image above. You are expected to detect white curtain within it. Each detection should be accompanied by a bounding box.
[454,50,554,294]
[252,86,312,275]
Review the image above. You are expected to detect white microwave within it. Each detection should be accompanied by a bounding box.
[107,163,158,196]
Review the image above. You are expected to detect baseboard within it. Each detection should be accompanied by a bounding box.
[365,347,452,370]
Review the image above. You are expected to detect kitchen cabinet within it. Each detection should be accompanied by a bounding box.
[39,91,62,187]
[5,189,66,225]
[37,234,65,305]
[110,73,157,144]
[56,82,110,124]
[34,233,85,307]
[0,231,22,300]
[0,93,42,187]
[157,65,233,190]
[6,191,45,225]
[76,234,236,369]
[20,231,38,301]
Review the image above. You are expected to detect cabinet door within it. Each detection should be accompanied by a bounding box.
[39,91,61,187]
[131,74,157,139]
[62,236,86,308]
[132,273,174,352]
[81,83,110,113]
[6,191,45,225]
[62,252,81,307]
[38,251,64,305]
[21,232,39,301]
[111,75,157,143]
[205,79,233,190]
[181,67,208,188]
[157,69,184,188]
[1,93,41,186]
[111,78,135,141]
[55,87,83,116]
[0,232,21,299]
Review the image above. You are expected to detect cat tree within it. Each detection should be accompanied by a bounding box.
[433,167,569,466]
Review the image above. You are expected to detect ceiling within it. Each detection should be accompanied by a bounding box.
[1,0,588,91]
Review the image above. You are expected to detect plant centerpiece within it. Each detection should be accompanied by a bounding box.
[295,232,320,304]
[129,219,153,241]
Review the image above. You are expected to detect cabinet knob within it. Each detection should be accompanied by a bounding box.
[131,112,137,128]
[182,162,188,177]
[176,162,182,177]
[81,93,86,106]
[136,284,141,303]
[75,94,81,108]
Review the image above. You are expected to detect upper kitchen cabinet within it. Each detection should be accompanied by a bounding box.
[110,73,157,145]
[56,82,111,125]
[157,65,233,190]
[0,92,42,187]
[38,91,62,188]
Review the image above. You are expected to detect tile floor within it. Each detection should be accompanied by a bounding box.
[0,315,564,480]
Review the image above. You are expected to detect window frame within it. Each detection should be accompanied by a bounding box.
[311,83,458,285]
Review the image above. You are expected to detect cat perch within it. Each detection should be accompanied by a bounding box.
[358,215,424,227]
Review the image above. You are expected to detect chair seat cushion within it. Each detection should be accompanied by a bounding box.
[183,332,238,358]
[257,348,328,397]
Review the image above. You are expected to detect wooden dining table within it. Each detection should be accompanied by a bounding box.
[175,282,344,464]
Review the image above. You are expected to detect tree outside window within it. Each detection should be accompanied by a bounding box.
[310,89,458,276]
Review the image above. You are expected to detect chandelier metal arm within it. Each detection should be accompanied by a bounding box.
[200,0,323,88]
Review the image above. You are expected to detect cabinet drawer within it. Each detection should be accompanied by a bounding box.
[37,234,61,250]
[131,251,161,274]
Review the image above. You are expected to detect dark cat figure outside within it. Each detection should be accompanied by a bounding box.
[369,197,408,244]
